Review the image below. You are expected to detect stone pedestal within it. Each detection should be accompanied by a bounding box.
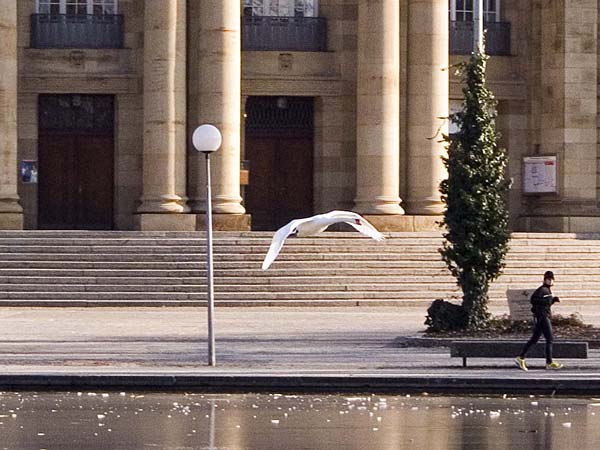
[195,214,251,231]
[362,215,443,232]
[0,213,24,230]
[134,214,196,231]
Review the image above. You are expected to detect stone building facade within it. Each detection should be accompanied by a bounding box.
[0,0,598,232]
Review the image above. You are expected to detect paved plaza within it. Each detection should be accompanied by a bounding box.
[0,307,600,394]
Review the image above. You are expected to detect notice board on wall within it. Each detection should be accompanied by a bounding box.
[523,155,558,194]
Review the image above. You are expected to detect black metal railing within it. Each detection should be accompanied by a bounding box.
[450,20,511,56]
[242,16,327,52]
[30,14,124,49]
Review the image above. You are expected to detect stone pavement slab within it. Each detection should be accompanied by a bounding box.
[0,307,600,394]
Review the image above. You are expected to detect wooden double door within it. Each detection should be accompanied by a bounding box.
[244,96,314,231]
[38,95,114,230]
[245,134,313,231]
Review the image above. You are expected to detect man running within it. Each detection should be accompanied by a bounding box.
[514,271,563,371]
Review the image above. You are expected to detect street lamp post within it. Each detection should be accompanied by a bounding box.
[192,124,222,367]
[473,0,484,54]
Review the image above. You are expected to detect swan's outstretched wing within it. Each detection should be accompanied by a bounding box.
[324,210,385,241]
[262,218,309,270]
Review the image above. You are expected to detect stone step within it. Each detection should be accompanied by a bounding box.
[0,275,450,284]
[0,290,449,301]
[0,237,445,246]
[0,282,459,293]
[4,253,600,266]
[0,267,451,277]
[7,242,600,255]
[0,285,594,302]
[1,273,599,286]
[0,288,595,302]
[3,229,600,239]
[0,253,445,262]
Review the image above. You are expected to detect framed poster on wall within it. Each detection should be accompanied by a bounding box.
[523,155,558,194]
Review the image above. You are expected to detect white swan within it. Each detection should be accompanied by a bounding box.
[261,210,385,270]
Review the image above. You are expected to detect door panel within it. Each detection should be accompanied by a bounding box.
[245,136,276,231]
[245,135,313,231]
[38,133,114,229]
[38,134,77,229]
[77,134,114,229]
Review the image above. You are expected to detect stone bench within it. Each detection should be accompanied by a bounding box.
[450,340,588,367]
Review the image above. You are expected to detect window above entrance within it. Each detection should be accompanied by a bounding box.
[32,0,123,48]
[449,0,499,23]
[448,0,510,56]
[37,0,118,15]
[241,0,326,51]
[242,0,318,18]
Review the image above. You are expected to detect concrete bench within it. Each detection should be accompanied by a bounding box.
[450,340,588,367]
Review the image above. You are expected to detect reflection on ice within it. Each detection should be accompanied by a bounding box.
[0,392,599,449]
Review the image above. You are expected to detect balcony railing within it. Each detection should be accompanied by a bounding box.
[242,16,327,52]
[450,21,511,56]
[30,14,124,49]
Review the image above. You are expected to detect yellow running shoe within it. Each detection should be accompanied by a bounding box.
[514,356,528,371]
[546,361,564,370]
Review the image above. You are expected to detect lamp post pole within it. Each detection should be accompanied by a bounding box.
[192,124,222,367]
[204,151,215,366]
[473,0,484,54]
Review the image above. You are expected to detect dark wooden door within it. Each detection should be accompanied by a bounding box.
[38,133,114,229]
[244,96,314,231]
[38,94,114,230]
[245,135,313,231]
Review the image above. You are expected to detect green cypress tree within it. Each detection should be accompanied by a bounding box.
[439,50,511,330]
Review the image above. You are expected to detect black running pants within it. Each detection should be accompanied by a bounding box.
[519,316,554,364]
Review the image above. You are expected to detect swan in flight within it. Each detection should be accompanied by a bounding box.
[261,210,385,270]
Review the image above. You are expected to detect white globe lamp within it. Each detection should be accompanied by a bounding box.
[192,124,222,153]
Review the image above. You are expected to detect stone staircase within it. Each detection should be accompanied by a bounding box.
[0,230,599,308]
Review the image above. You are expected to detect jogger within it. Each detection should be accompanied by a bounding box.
[515,271,563,371]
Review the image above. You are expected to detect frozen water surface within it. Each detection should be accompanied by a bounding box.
[0,392,598,449]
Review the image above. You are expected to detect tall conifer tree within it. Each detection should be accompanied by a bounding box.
[439,51,511,329]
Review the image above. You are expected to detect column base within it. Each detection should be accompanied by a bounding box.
[361,215,443,232]
[137,195,190,214]
[518,215,600,233]
[195,214,251,231]
[134,213,196,231]
[403,199,445,215]
[0,213,24,230]
[353,200,405,215]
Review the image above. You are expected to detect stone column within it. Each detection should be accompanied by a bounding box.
[404,0,448,215]
[190,0,246,223]
[0,0,23,229]
[137,0,192,230]
[353,0,404,215]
